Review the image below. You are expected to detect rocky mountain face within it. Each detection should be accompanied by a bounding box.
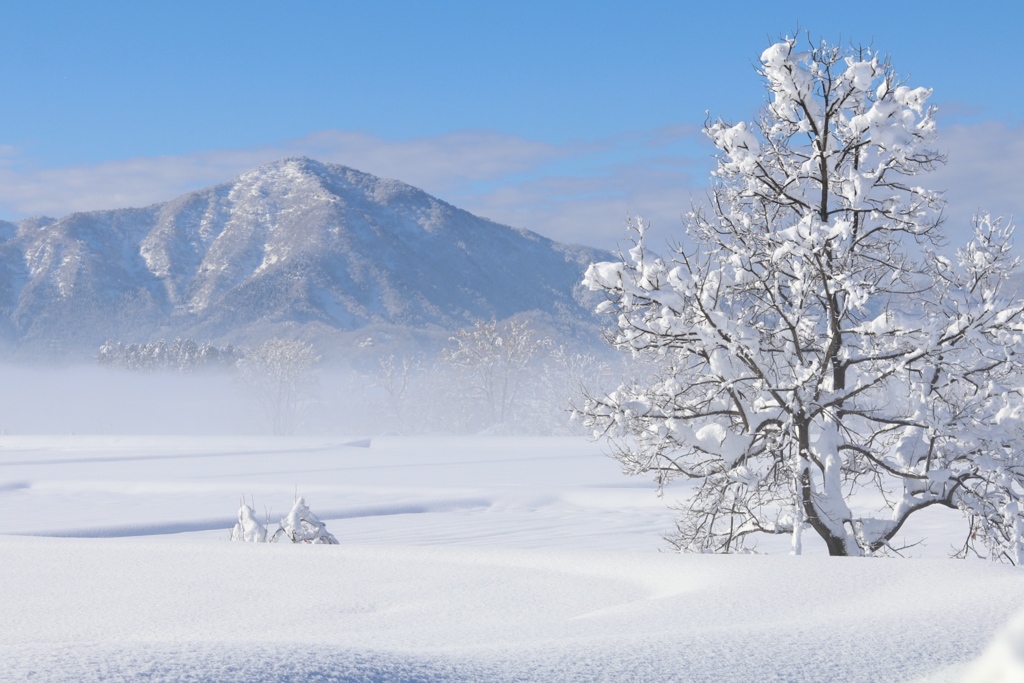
[0,158,610,359]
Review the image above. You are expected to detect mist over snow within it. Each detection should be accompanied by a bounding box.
[0,365,251,435]
[0,154,623,439]
[0,322,620,437]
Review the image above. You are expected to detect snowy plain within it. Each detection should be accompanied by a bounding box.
[2,434,1023,682]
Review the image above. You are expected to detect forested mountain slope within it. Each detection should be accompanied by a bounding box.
[0,158,608,357]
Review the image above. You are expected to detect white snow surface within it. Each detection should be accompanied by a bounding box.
[2,435,1022,682]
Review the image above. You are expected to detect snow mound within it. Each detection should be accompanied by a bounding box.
[1,539,1023,682]
[964,612,1024,682]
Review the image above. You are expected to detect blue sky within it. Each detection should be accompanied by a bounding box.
[1,1,1021,248]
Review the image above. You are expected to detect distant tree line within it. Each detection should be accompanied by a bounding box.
[349,318,618,435]
[97,339,241,372]
[97,337,318,436]
[95,322,617,436]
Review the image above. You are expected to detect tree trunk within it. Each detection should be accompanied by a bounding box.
[797,419,850,556]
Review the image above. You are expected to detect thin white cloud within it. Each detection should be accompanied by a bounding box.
[452,163,705,249]
[0,127,707,249]
[930,121,1024,243]
[300,130,565,191]
[0,121,1018,252]
[0,130,564,219]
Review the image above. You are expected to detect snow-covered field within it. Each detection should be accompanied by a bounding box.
[2,435,1023,682]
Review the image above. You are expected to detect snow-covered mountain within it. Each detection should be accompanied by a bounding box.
[0,158,610,358]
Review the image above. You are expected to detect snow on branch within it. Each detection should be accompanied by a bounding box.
[581,35,1024,563]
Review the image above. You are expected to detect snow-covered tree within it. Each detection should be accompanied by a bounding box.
[269,497,338,544]
[443,318,551,430]
[230,504,268,542]
[533,344,616,434]
[237,339,319,435]
[373,352,424,426]
[582,36,1024,561]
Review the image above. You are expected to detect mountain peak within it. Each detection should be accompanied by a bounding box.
[0,159,609,358]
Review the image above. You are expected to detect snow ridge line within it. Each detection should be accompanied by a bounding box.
[11,496,493,539]
[0,439,370,468]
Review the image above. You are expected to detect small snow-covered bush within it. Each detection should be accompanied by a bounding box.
[269,497,338,544]
[230,504,268,542]
[229,497,338,545]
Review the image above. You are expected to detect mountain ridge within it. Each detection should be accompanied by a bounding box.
[0,157,609,359]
